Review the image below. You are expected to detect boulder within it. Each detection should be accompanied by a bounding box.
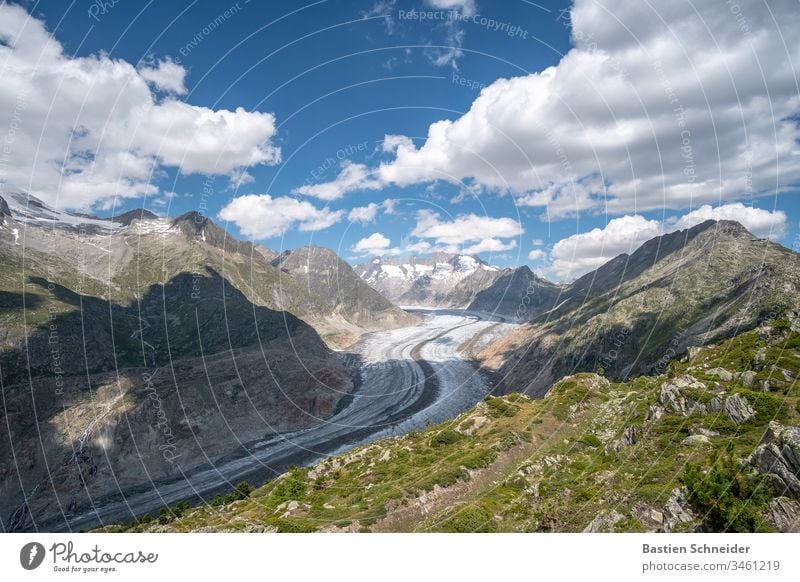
[707,367,734,382]
[741,370,757,388]
[681,435,711,446]
[724,394,756,425]
[748,422,800,498]
[690,426,719,437]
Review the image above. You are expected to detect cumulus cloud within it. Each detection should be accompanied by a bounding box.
[138,57,187,95]
[669,203,787,239]
[402,210,523,256]
[305,0,800,218]
[294,161,381,201]
[347,199,397,224]
[549,204,788,280]
[411,210,523,245]
[218,194,343,239]
[463,238,517,254]
[0,4,280,210]
[528,249,547,261]
[352,232,401,256]
[550,215,663,280]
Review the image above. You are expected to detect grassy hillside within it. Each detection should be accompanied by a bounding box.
[104,310,800,533]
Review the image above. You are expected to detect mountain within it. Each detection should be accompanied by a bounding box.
[107,310,800,533]
[0,193,412,531]
[357,253,504,307]
[467,265,563,319]
[272,246,419,344]
[478,220,800,396]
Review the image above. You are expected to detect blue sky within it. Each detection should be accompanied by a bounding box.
[3,0,799,279]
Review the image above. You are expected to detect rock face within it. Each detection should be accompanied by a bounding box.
[748,422,800,498]
[356,253,503,307]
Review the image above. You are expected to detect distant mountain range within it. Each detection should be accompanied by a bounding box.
[356,253,507,309]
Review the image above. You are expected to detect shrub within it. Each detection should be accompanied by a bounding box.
[269,468,308,506]
[680,444,772,532]
[484,396,519,418]
[235,481,254,499]
[429,429,462,447]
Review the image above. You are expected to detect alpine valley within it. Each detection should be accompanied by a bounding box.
[2,191,799,533]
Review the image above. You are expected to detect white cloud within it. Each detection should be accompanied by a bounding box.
[425,0,475,16]
[305,0,800,219]
[669,203,787,240]
[218,194,343,239]
[532,239,544,246]
[294,161,381,201]
[352,232,401,256]
[405,240,432,254]
[550,215,663,280]
[347,199,397,224]
[548,204,788,280]
[528,249,547,261]
[0,4,280,211]
[463,238,517,254]
[138,57,187,95]
[411,210,523,245]
[348,203,381,224]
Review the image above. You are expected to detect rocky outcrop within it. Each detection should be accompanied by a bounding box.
[661,487,696,532]
[583,510,624,532]
[748,422,800,498]
[659,377,707,416]
[723,394,756,425]
[766,497,800,532]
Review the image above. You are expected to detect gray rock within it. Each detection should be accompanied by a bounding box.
[741,370,757,388]
[621,425,639,446]
[646,404,666,422]
[708,367,734,382]
[766,497,800,532]
[659,382,707,416]
[724,394,756,425]
[709,396,723,412]
[749,422,800,498]
[662,487,695,532]
[583,510,624,533]
[690,426,719,437]
[682,434,712,446]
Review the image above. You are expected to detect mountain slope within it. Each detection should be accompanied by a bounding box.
[107,310,800,533]
[0,194,391,531]
[272,246,419,344]
[478,220,800,396]
[357,253,503,307]
[467,265,562,319]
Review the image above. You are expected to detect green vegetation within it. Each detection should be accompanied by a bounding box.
[681,445,772,532]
